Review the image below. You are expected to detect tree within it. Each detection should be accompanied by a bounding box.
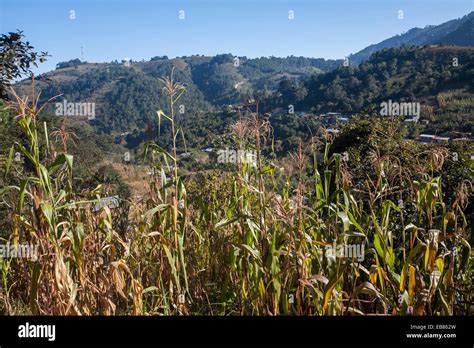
[55,58,84,69]
[0,30,49,98]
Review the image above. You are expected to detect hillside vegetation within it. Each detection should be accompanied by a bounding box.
[1,26,472,317]
[0,79,472,315]
[299,46,473,132]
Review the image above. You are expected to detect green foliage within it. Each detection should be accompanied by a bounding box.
[302,46,474,134]
[55,59,85,69]
[0,83,472,316]
[0,30,48,98]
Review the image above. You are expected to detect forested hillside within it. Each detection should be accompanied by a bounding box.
[15,45,473,141]
[349,11,474,63]
[18,54,338,132]
[300,46,473,134]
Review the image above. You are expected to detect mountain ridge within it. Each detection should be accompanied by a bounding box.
[349,11,474,63]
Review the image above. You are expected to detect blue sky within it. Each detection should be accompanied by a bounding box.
[1,0,472,74]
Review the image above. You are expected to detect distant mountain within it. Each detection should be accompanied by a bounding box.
[13,11,473,135]
[441,15,474,46]
[16,55,340,132]
[350,12,474,64]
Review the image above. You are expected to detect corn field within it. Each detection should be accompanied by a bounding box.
[0,76,472,316]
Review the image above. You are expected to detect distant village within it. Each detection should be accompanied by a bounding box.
[260,107,474,145]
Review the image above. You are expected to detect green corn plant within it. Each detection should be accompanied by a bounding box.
[143,68,189,314]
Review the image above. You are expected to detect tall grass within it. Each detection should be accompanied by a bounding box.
[0,75,472,316]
